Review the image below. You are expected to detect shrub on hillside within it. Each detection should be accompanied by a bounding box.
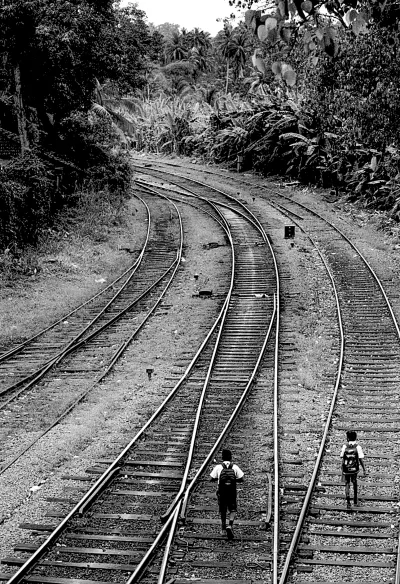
[0,112,132,254]
[0,153,56,249]
[301,26,400,215]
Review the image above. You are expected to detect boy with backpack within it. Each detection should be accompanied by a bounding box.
[340,430,366,509]
[210,448,244,540]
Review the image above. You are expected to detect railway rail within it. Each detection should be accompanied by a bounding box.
[133,158,400,584]
[1,157,400,584]
[0,192,184,474]
[0,174,279,584]
[0,196,149,381]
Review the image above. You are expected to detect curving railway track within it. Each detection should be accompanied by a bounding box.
[1,157,400,584]
[0,169,279,584]
[0,195,149,384]
[0,192,184,475]
[132,158,400,584]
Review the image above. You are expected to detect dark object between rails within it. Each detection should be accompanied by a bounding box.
[284,226,295,239]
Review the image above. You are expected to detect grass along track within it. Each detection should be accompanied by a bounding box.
[0,193,183,474]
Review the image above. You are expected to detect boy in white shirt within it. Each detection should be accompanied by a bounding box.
[210,448,244,540]
[340,430,366,509]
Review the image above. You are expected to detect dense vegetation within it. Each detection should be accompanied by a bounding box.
[121,0,400,220]
[0,0,162,254]
[1,0,400,266]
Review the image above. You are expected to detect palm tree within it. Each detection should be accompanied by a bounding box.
[189,46,208,78]
[228,27,252,81]
[215,25,235,93]
[165,31,188,62]
[215,25,252,92]
[188,28,212,53]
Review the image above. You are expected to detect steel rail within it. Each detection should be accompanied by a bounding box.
[160,223,235,520]
[0,252,179,472]
[121,183,245,584]
[4,192,233,584]
[208,161,400,583]
[145,293,276,584]
[396,532,400,584]
[0,195,154,397]
[0,193,184,474]
[0,259,177,407]
[126,175,279,584]
[0,195,184,408]
[125,508,180,584]
[0,194,150,363]
[180,293,277,519]
[273,248,280,584]
[157,505,182,584]
[4,170,279,584]
[133,165,253,221]
[134,183,228,234]
[269,206,344,583]
[138,186,236,526]
[271,196,400,584]
[272,191,400,339]
[154,297,277,584]
[136,168,282,582]
[147,161,400,582]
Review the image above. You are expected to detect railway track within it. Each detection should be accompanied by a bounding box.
[0,173,279,584]
[0,192,184,473]
[0,196,149,384]
[133,158,400,584]
[1,157,400,584]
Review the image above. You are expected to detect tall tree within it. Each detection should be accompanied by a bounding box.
[215,24,252,91]
[165,31,189,62]
[0,0,41,151]
[228,26,252,80]
[114,4,164,94]
[0,0,121,152]
[188,28,212,53]
[215,25,235,93]
[155,22,181,40]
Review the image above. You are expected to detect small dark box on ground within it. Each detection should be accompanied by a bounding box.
[284,226,295,239]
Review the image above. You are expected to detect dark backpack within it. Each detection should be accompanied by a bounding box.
[219,462,236,493]
[342,442,359,474]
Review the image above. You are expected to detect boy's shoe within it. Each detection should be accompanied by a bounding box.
[220,528,226,536]
[226,526,234,540]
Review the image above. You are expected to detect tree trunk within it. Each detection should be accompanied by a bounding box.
[225,62,229,94]
[13,62,30,152]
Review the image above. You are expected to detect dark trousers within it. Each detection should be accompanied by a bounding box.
[344,473,358,503]
[217,490,237,528]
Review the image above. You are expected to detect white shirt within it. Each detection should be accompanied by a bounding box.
[210,460,244,483]
[340,441,364,459]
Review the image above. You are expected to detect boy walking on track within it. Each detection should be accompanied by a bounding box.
[210,448,244,540]
[341,430,366,509]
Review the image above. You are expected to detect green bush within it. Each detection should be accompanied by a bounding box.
[0,152,56,249]
[0,112,132,253]
[301,26,400,215]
